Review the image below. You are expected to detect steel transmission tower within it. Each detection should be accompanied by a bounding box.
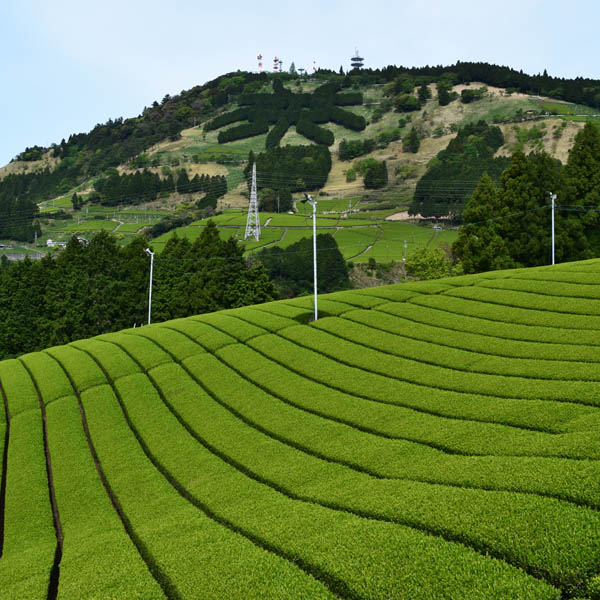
[244,163,261,241]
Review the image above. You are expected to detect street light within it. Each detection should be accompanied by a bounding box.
[302,193,318,321]
[548,192,556,265]
[145,248,154,325]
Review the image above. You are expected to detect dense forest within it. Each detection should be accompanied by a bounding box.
[0,224,274,359]
[454,122,600,271]
[257,232,350,298]
[92,168,226,207]
[245,145,332,193]
[0,173,41,241]
[410,121,511,218]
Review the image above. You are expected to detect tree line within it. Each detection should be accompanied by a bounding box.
[0,224,274,360]
[92,169,226,207]
[454,122,600,272]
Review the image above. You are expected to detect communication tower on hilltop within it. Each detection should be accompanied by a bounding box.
[244,163,261,241]
[312,59,317,73]
[351,48,364,69]
[273,56,279,71]
[257,54,263,73]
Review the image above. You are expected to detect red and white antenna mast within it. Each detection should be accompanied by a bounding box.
[273,56,279,71]
[312,59,317,73]
[257,54,263,73]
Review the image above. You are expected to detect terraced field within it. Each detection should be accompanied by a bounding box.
[1,260,600,599]
[150,209,456,262]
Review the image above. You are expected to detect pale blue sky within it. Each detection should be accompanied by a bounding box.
[1,0,598,166]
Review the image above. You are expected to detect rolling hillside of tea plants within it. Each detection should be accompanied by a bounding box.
[1,260,600,599]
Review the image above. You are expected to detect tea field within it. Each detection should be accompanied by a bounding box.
[1,260,600,598]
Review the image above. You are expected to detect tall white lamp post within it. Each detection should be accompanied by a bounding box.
[145,248,154,325]
[302,194,318,321]
[548,192,556,265]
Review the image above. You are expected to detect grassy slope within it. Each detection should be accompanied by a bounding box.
[1,260,600,598]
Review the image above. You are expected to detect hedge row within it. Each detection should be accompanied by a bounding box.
[50,395,165,598]
[313,315,600,382]
[0,407,55,598]
[223,306,299,332]
[512,269,600,285]
[71,338,141,381]
[167,316,238,351]
[83,381,329,599]
[245,333,599,452]
[333,91,363,105]
[217,120,269,144]
[479,276,600,299]
[190,312,266,343]
[320,290,389,308]
[143,351,600,593]
[278,324,600,408]
[295,119,334,146]
[265,116,289,148]
[445,285,600,318]
[44,345,107,392]
[22,350,166,598]
[0,359,39,416]
[376,296,598,346]
[369,303,600,360]
[109,365,557,599]
[214,342,600,507]
[126,326,207,362]
[204,107,250,132]
[409,294,600,335]
[20,351,77,405]
[329,106,366,131]
[98,331,172,371]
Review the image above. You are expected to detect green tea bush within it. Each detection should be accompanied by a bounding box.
[0,410,56,598]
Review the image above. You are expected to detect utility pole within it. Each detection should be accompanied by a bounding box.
[549,192,556,265]
[145,248,154,325]
[302,193,318,321]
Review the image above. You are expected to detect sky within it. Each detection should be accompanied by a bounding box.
[1,0,599,166]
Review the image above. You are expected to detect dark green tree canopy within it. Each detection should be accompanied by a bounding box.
[258,233,350,298]
[0,226,275,360]
[244,145,332,193]
[205,80,365,147]
[410,120,509,219]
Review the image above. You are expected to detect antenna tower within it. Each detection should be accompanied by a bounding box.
[244,163,261,241]
[273,56,279,71]
[257,53,263,73]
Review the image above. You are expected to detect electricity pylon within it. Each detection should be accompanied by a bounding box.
[244,163,261,241]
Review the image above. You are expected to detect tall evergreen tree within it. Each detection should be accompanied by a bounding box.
[563,122,600,254]
[497,151,562,267]
[453,174,513,273]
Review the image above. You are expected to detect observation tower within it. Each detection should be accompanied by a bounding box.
[351,49,364,69]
